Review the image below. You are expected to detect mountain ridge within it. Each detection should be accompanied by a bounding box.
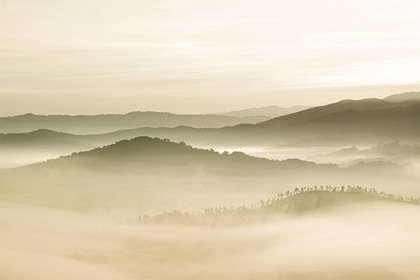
[0,110,269,134]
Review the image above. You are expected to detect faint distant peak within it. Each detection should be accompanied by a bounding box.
[125,110,173,116]
[15,113,38,118]
[30,128,62,134]
[384,91,420,103]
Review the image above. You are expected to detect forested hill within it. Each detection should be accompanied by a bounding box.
[143,187,420,226]
[0,137,408,212]
[26,136,324,172]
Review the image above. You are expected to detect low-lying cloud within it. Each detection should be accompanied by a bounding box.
[1,201,420,280]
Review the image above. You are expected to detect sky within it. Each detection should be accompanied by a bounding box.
[1,0,420,115]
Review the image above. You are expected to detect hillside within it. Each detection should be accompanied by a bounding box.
[143,187,420,225]
[247,98,420,144]
[258,98,410,127]
[0,137,410,213]
[28,136,323,172]
[384,91,420,103]
[0,111,268,134]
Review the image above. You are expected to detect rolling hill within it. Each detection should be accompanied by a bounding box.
[384,91,420,103]
[0,137,411,213]
[144,187,420,225]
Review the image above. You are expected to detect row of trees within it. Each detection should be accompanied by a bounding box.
[139,186,420,225]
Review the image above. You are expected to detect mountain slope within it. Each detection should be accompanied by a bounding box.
[252,98,420,144]
[223,105,307,118]
[384,91,420,103]
[259,98,399,127]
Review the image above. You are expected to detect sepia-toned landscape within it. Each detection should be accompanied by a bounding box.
[2,1,420,279]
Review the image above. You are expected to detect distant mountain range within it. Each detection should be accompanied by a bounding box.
[1,91,420,152]
[0,111,269,134]
[0,137,410,212]
[97,93,420,146]
[0,106,308,135]
[222,105,308,118]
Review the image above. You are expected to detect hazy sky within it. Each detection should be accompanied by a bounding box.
[1,0,420,115]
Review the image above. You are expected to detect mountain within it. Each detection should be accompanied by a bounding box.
[2,96,420,161]
[0,129,118,167]
[254,98,420,144]
[384,91,420,103]
[259,98,397,127]
[115,97,420,146]
[0,137,409,213]
[23,136,326,173]
[2,96,420,155]
[223,105,308,118]
[0,111,268,134]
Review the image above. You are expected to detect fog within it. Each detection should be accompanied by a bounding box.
[2,200,420,280]
[0,149,71,168]
[2,138,420,279]
[1,145,340,168]
[212,145,343,162]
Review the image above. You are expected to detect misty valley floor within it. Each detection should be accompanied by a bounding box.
[2,198,420,280]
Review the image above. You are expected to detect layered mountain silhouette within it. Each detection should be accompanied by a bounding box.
[2,96,420,153]
[0,137,409,212]
[118,93,420,146]
[0,111,269,134]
